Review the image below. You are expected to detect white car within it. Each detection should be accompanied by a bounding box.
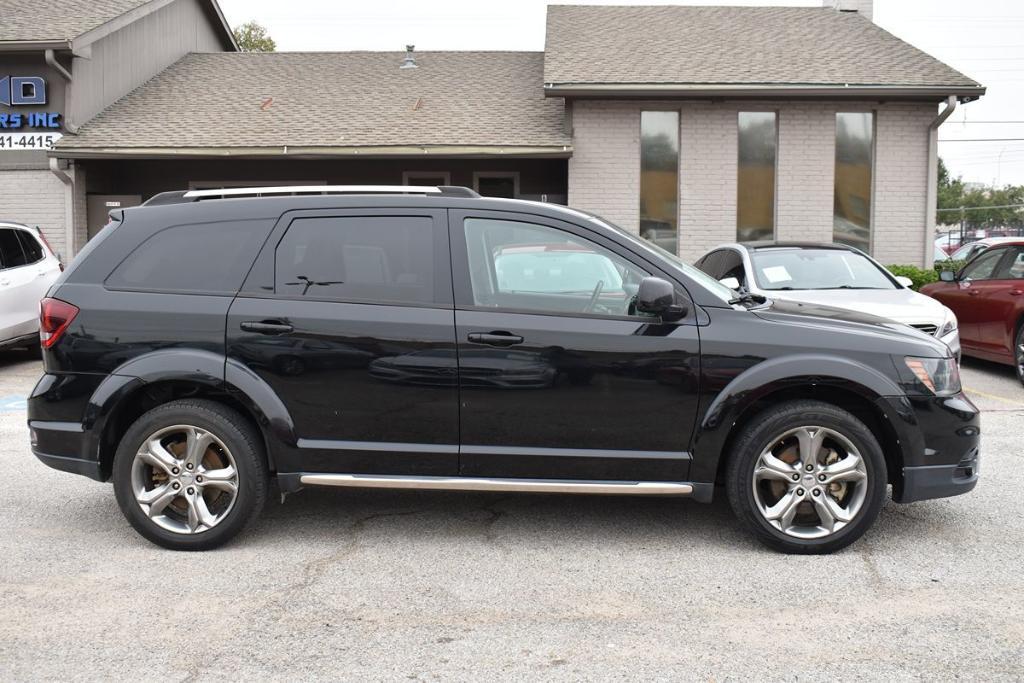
[948,236,1023,263]
[695,242,961,359]
[0,222,63,351]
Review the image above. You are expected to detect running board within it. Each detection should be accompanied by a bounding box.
[298,473,694,496]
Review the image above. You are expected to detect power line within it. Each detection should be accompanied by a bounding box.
[937,204,1024,213]
[939,138,1024,142]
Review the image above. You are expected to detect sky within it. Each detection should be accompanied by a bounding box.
[216,0,1024,188]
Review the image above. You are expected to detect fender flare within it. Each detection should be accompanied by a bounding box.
[690,354,904,482]
[82,349,297,473]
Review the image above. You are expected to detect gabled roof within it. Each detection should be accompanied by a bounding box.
[0,0,236,51]
[53,52,571,158]
[544,5,984,100]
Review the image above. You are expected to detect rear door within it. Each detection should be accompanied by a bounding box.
[0,228,38,340]
[449,209,700,482]
[226,208,459,476]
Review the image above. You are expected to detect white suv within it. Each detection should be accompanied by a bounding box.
[0,222,62,351]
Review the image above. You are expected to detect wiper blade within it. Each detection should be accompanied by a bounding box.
[728,291,768,306]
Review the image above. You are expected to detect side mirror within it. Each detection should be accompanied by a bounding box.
[636,276,688,322]
[719,276,741,290]
[895,275,914,288]
[939,270,957,282]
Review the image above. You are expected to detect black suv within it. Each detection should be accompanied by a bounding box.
[28,186,980,553]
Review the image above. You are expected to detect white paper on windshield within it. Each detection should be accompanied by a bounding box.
[761,266,792,283]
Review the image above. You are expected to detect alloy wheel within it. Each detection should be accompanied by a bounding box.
[1016,330,1024,382]
[130,424,239,534]
[752,426,868,539]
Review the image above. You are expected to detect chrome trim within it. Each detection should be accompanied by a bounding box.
[298,474,694,496]
[183,185,442,199]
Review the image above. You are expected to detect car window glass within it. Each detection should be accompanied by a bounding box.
[274,216,437,304]
[14,230,43,264]
[749,248,894,290]
[1001,248,1024,279]
[961,249,1005,281]
[107,221,270,294]
[719,250,746,286]
[463,217,653,318]
[699,251,724,278]
[0,228,28,269]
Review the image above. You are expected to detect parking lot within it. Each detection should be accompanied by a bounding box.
[0,350,1022,680]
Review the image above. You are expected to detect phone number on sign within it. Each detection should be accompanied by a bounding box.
[0,132,63,150]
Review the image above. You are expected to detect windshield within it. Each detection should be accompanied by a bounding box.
[749,248,896,291]
[578,213,737,304]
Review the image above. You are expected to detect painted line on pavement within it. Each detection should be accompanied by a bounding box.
[0,395,27,412]
[963,386,1024,408]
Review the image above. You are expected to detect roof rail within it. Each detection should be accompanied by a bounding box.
[182,185,481,200]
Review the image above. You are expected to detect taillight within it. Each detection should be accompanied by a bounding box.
[39,298,79,349]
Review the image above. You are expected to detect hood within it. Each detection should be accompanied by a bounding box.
[752,298,950,357]
[757,288,947,326]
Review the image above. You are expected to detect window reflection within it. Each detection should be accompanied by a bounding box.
[834,112,874,252]
[737,112,777,241]
[640,111,680,255]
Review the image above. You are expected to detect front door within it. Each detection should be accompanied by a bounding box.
[942,247,1012,351]
[974,246,1024,356]
[226,208,459,476]
[449,209,700,481]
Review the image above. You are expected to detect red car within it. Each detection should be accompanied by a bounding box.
[921,240,1024,385]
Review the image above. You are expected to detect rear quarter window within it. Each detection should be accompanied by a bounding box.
[105,221,270,295]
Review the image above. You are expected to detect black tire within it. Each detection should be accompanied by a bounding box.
[725,400,887,555]
[112,399,268,551]
[1015,323,1024,388]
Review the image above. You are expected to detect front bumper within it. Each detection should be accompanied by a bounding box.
[940,329,961,363]
[877,392,980,503]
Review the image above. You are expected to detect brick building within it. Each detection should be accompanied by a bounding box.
[0,0,984,266]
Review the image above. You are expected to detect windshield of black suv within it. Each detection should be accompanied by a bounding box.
[572,211,737,304]
[749,248,897,291]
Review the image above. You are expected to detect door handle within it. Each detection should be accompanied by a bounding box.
[240,320,294,335]
[467,331,524,347]
[967,290,981,296]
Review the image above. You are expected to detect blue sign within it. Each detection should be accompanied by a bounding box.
[0,76,61,130]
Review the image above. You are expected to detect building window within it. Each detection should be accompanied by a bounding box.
[737,112,777,242]
[473,172,520,198]
[833,112,875,252]
[640,111,680,255]
[403,171,451,187]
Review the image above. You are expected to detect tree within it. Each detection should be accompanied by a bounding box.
[233,21,276,52]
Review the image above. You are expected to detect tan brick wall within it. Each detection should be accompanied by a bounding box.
[568,99,936,266]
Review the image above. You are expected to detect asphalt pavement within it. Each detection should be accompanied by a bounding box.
[0,349,1022,680]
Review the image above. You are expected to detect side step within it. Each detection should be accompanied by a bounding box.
[298,474,694,496]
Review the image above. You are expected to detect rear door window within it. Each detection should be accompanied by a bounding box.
[14,230,43,264]
[106,221,272,294]
[273,216,442,305]
[0,228,27,269]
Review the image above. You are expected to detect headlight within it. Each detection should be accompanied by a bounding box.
[904,356,961,396]
[939,308,958,336]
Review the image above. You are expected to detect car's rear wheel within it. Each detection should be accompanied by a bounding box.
[726,400,887,554]
[112,399,267,550]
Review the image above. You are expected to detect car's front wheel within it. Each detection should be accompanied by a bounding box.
[1015,324,1024,387]
[726,400,887,554]
[112,399,268,550]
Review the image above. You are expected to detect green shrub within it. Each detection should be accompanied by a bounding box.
[884,260,966,291]
[886,264,938,290]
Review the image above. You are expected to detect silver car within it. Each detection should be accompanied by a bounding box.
[0,222,63,351]
[695,242,961,359]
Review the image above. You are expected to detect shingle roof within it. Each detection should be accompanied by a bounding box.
[57,52,571,153]
[544,5,980,90]
[0,0,153,43]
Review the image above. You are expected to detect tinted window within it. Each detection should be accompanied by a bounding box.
[15,230,43,264]
[737,112,777,241]
[833,112,874,253]
[107,221,270,294]
[961,248,1006,282]
[463,218,652,318]
[0,228,27,269]
[275,216,437,304]
[750,248,894,291]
